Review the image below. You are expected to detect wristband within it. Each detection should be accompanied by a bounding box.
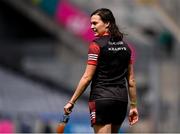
[130,101,137,106]
[68,101,75,105]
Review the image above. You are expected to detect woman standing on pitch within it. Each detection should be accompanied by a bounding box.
[64,8,138,133]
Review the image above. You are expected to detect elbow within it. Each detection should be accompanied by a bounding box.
[82,75,92,84]
[129,79,136,88]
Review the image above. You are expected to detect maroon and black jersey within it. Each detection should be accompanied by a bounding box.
[87,35,132,102]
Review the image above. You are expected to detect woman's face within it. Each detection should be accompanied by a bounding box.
[90,14,109,37]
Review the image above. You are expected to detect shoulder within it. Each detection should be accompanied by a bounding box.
[124,41,137,64]
[93,36,111,47]
[122,41,131,52]
[88,42,100,54]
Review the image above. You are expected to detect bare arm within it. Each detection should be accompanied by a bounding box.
[64,64,96,114]
[128,63,137,106]
[128,63,139,125]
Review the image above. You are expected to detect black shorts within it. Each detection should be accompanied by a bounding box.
[89,99,128,126]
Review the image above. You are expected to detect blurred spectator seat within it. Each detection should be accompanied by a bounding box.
[32,0,60,16]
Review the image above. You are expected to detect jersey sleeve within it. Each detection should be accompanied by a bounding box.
[128,43,136,64]
[87,42,100,66]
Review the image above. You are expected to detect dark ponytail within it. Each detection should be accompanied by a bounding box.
[109,23,123,41]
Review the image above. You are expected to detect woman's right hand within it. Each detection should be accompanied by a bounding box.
[64,102,74,114]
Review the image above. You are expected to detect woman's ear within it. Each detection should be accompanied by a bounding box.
[105,22,110,28]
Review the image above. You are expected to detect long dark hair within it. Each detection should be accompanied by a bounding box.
[91,8,124,41]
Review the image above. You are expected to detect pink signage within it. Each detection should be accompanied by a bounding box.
[0,120,14,133]
[55,0,94,42]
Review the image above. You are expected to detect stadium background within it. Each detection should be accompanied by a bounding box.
[0,0,179,133]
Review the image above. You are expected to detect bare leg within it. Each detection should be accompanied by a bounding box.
[93,124,111,133]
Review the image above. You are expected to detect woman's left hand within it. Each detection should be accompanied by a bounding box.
[129,107,139,126]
